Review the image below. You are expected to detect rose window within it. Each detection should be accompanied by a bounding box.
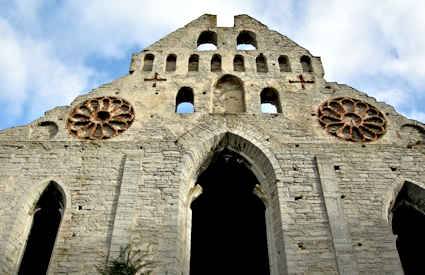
[67,96,135,140]
[317,97,387,142]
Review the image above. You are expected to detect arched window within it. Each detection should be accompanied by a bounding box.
[197,31,217,51]
[166,54,177,72]
[214,74,245,113]
[233,55,245,72]
[18,182,65,274]
[301,55,313,72]
[211,54,221,72]
[236,30,257,50]
[278,55,291,72]
[260,88,281,113]
[143,54,154,72]
[176,87,194,113]
[188,54,199,72]
[256,54,268,73]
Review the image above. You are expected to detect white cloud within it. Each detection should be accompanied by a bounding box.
[289,0,425,84]
[0,0,425,128]
[0,17,93,126]
[54,0,257,58]
[0,19,28,102]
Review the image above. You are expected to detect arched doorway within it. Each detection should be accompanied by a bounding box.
[190,148,270,275]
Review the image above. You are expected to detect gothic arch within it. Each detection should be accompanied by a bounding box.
[383,179,425,223]
[176,127,287,275]
[7,180,69,274]
[384,179,425,274]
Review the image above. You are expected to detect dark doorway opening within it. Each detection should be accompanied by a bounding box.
[392,181,425,275]
[18,182,64,275]
[190,149,270,275]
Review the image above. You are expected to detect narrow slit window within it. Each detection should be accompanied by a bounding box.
[211,54,222,72]
[233,55,245,72]
[236,31,257,50]
[197,31,218,51]
[256,54,268,73]
[18,182,65,275]
[188,54,199,72]
[260,88,281,113]
[166,54,177,72]
[278,55,291,72]
[176,87,194,113]
[143,54,154,72]
[301,55,313,72]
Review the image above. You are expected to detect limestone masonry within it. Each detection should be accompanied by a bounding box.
[1,14,424,275]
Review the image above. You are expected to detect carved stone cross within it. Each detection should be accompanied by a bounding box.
[144,72,167,87]
[289,74,314,89]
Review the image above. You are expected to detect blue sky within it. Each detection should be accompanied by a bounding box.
[1,0,425,130]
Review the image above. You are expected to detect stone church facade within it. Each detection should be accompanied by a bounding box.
[0,14,424,274]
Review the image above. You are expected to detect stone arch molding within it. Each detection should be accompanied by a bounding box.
[2,179,70,274]
[383,178,425,224]
[176,125,288,275]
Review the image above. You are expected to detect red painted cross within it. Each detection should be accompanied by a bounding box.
[289,74,314,89]
[144,72,167,87]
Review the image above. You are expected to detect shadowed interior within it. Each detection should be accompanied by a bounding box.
[190,149,270,275]
[392,182,425,275]
[18,183,64,275]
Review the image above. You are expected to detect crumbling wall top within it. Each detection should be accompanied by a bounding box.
[234,14,267,29]
[185,14,217,28]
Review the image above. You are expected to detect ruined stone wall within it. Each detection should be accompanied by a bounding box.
[0,14,424,275]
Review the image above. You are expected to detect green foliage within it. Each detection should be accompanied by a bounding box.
[98,245,154,275]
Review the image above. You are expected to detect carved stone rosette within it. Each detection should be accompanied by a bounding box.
[318,97,387,142]
[67,96,135,140]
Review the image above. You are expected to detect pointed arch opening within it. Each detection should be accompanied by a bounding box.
[188,54,199,72]
[18,181,65,274]
[190,148,270,274]
[236,30,257,50]
[213,74,245,113]
[278,55,291,72]
[256,54,268,73]
[166,54,177,72]
[391,181,425,274]
[143,54,154,72]
[261,88,282,114]
[176,87,194,113]
[211,54,221,72]
[178,132,287,275]
[300,55,313,72]
[233,54,245,72]
[197,31,218,51]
